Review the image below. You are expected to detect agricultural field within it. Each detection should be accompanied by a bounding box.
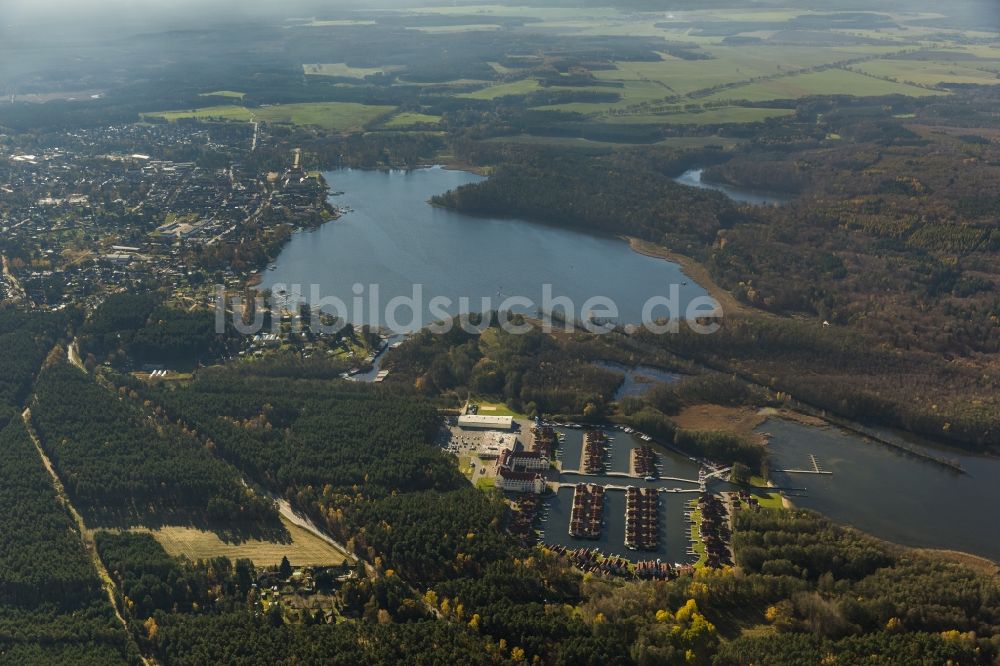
[529,80,671,114]
[144,105,254,123]
[592,45,901,96]
[199,90,245,99]
[303,63,399,79]
[302,19,376,27]
[486,134,742,150]
[853,59,1000,87]
[602,106,795,126]
[383,112,442,128]
[144,102,396,131]
[408,24,504,34]
[458,78,542,99]
[700,67,943,103]
[134,516,349,567]
[407,4,621,20]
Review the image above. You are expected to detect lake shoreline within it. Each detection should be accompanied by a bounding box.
[624,236,752,318]
[262,167,711,330]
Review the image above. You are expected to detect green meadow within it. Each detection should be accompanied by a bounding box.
[144,102,396,131]
[853,59,1000,87]
[198,90,245,99]
[383,112,442,128]
[700,68,943,103]
[303,63,400,79]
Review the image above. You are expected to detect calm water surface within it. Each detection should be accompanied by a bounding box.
[593,360,682,400]
[762,418,1000,562]
[263,167,710,331]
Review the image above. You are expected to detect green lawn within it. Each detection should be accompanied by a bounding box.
[143,102,396,132]
[470,399,527,419]
[476,477,496,491]
[749,476,785,510]
[458,455,474,480]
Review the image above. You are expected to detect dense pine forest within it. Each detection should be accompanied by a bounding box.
[30,361,276,528]
[0,315,136,665]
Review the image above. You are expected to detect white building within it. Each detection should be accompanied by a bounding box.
[496,448,549,472]
[458,414,513,430]
[496,468,545,494]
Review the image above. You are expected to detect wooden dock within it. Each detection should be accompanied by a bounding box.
[774,454,832,475]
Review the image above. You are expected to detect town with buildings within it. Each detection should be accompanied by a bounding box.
[0,124,334,310]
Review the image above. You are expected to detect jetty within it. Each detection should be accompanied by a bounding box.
[773,454,833,475]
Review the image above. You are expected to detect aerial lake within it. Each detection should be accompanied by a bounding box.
[263,167,710,332]
[763,418,1000,562]
[675,168,789,206]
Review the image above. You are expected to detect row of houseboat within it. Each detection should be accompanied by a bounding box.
[624,486,660,551]
[631,445,658,479]
[582,430,609,474]
[569,483,605,539]
[698,493,733,569]
[544,545,691,581]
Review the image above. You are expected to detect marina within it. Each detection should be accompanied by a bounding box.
[539,426,707,564]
